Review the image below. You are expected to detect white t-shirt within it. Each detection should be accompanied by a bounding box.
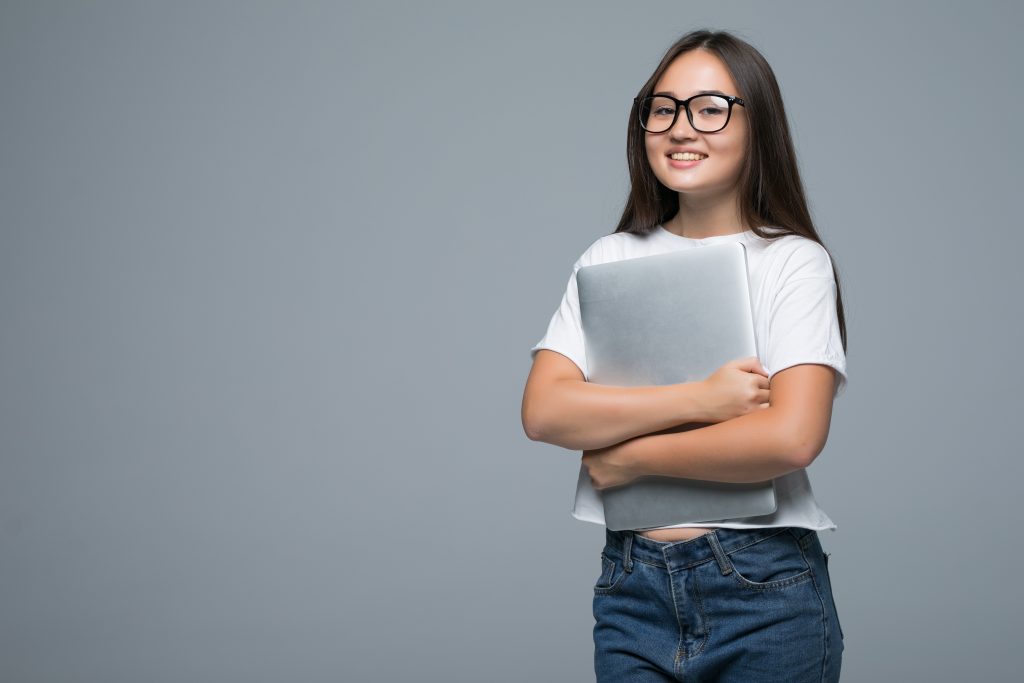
[530,224,848,532]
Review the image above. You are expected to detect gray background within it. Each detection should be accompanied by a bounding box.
[2,1,1020,681]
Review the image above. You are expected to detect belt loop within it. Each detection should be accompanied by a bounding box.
[705,530,733,576]
[623,531,634,572]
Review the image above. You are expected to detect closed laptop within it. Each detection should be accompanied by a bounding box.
[576,242,777,531]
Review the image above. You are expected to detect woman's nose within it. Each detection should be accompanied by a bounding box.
[669,109,699,139]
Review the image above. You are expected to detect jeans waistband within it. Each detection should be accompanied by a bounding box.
[604,526,815,575]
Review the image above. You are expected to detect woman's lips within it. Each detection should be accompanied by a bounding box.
[667,156,705,169]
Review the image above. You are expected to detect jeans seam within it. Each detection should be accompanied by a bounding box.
[727,566,813,591]
[594,553,615,591]
[666,560,687,669]
[721,527,791,559]
[688,567,710,659]
[822,552,845,641]
[796,540,831,682]
[594,565,628,595]
[722,529,814,591]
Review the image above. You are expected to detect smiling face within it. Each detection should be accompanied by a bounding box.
[644,49,748,205]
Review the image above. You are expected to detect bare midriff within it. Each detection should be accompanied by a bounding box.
[637,526,717,542]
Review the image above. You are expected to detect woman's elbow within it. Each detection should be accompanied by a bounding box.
[521,390,551,442]
[522,411,546,442]
[788,426,830,468]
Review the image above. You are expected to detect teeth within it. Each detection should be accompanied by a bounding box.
[670,152,708,161]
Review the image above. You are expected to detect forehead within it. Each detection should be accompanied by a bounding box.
[652,50,740,98]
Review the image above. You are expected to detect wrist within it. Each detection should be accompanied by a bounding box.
[678,380,709,424]
[622,436,650,481]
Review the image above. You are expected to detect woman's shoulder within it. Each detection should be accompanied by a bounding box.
[572,230,655,270]
[758,230,836,280]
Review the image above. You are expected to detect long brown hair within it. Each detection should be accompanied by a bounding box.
[614,29,846,351]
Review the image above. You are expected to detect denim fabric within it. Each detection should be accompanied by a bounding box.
[593,526,844,682]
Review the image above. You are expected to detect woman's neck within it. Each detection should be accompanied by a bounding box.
[665,195,749,239]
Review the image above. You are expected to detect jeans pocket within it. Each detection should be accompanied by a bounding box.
[822,551,845,640]
[725,529,813,591]
[594,551,630,595]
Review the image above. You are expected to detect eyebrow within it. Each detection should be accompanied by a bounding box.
[653,89,730,98]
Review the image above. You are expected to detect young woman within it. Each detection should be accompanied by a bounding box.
[522,29,847,681]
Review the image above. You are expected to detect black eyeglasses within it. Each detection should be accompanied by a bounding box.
[634,93,746,133]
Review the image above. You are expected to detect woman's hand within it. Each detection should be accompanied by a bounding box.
[582,440,642,491]
[697,356,771,423]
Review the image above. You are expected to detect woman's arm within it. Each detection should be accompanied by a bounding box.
[607,363,836,485]
[522,350,711,451]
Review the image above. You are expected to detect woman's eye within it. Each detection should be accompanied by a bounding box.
[698,107,724,116]
[653,107,675,116]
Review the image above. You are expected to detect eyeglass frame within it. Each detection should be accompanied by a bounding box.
[633,92,746,134]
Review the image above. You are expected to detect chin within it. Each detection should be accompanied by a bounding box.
[658,177,710,193]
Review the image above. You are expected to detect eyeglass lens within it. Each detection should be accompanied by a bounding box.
[640,95,732,133]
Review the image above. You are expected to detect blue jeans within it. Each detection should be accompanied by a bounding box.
[593,526,844,682]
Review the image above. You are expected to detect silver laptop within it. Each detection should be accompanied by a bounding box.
[576,242,777,531]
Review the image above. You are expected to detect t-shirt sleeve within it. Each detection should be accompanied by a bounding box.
[765,242,848,398]
[529,250,592,380]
